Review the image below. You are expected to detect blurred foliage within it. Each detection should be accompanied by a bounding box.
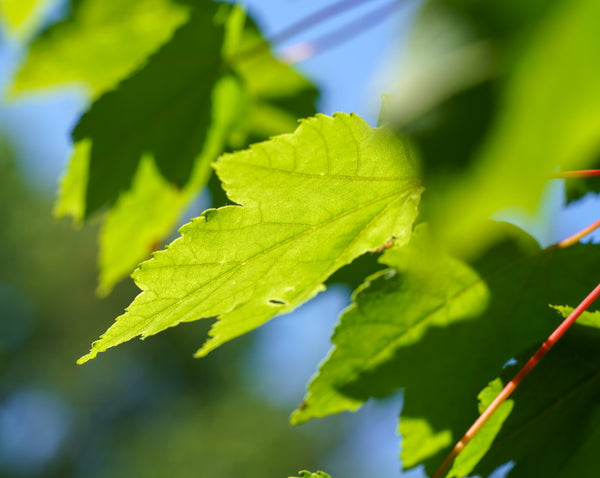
[0,0,50,37]
[0,139,337,476]
[390,0,600,256]
[10,0,188,98]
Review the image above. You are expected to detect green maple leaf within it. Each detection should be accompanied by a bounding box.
[291,224,490,424]
[470,325,600,478]
[77,113,422,363]
[47,3,318,294]
[94,10,318,294]
[95,75,242,296]
[10,0,189,98]
[292,222,600,475]
[71,2,224,217]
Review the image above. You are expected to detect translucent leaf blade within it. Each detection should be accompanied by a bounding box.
[0,0,50,37]
[552,305,600,329]
[78,113,422,363]
[10,0,189,98]
[97,75,244,295]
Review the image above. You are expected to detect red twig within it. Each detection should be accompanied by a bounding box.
[431,281,600,478]
[549,169,600,179]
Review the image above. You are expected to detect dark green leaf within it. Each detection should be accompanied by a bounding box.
[472,325,600,478]
[72,3,224,216]
[293,222,600,475]
[292,224,489,424]
[96,75,243,295]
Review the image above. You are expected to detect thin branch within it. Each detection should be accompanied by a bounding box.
[270,0,386,46]
[431,281,600,478]
[279,0,403,63]
[231,0,404,65]
[549,169,600,179]
[551,218,600,249]
[230,0,386,62]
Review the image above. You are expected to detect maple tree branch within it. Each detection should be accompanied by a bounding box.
[431,281,600,478]
[269,0,385,46]
[549,169,600,179]
[230,0,403,64]
[279,0,402,63]
[230,0,384,62]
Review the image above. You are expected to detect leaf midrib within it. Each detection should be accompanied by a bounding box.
[110,183,419,343]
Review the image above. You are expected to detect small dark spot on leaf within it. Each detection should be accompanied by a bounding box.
[268,299,286,305]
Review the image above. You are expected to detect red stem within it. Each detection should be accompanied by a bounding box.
[549,169,600,179]
[431,281,600,478]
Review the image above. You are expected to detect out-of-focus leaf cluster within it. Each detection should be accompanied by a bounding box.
[0,140,336,477]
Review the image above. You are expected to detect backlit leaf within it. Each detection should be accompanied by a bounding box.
[77,113,422,363]
[10,0,189,98]
[552,305,600,330]
[0,0,50,37]
[96,75,243,296]
[52,4,318,294]
[291,224,489,424]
